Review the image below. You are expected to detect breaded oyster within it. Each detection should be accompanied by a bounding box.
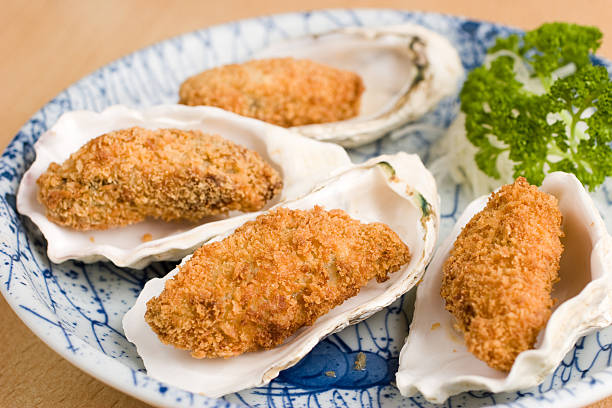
[440,177,563,371]
[37,127,282,230]
[179,57,364,127]
[145,205,411,358]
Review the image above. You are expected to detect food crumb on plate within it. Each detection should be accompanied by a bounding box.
[354,352,367,371]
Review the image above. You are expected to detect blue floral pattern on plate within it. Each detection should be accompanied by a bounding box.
[1,9,612,408]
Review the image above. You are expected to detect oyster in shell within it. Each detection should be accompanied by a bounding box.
[36,127,284,230]
[123,152,440,397]
[179,57,365,127]
[254,23,463,147]
[396,172,612,403]
[17,104,351,268]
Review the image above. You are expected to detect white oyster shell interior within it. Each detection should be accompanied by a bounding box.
[123,152,440,397]
[396,172,612,403]
[16,104,351,268]
[254,23,463,147]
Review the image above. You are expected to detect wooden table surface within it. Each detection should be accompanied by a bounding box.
[2,1,612,407]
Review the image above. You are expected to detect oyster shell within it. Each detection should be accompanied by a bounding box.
[254,23,463,147]
[16,104,351,268]
[122,152,440,397]
[396,172,612,403]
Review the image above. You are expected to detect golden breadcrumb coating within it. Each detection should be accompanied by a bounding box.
[145,206,411,358]
[441,177,563,371]
[37,127,282,230]
[179,57,365,127]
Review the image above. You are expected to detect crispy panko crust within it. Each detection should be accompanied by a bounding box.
[145,206,411,358]
[441,177,563,371]
[179,57,365,127]
[37,127,282,230]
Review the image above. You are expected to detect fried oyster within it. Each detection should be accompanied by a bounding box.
[145,206,411,358]
[179,57,365,127]
[37,127,282,230]
[441,177,564,371]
